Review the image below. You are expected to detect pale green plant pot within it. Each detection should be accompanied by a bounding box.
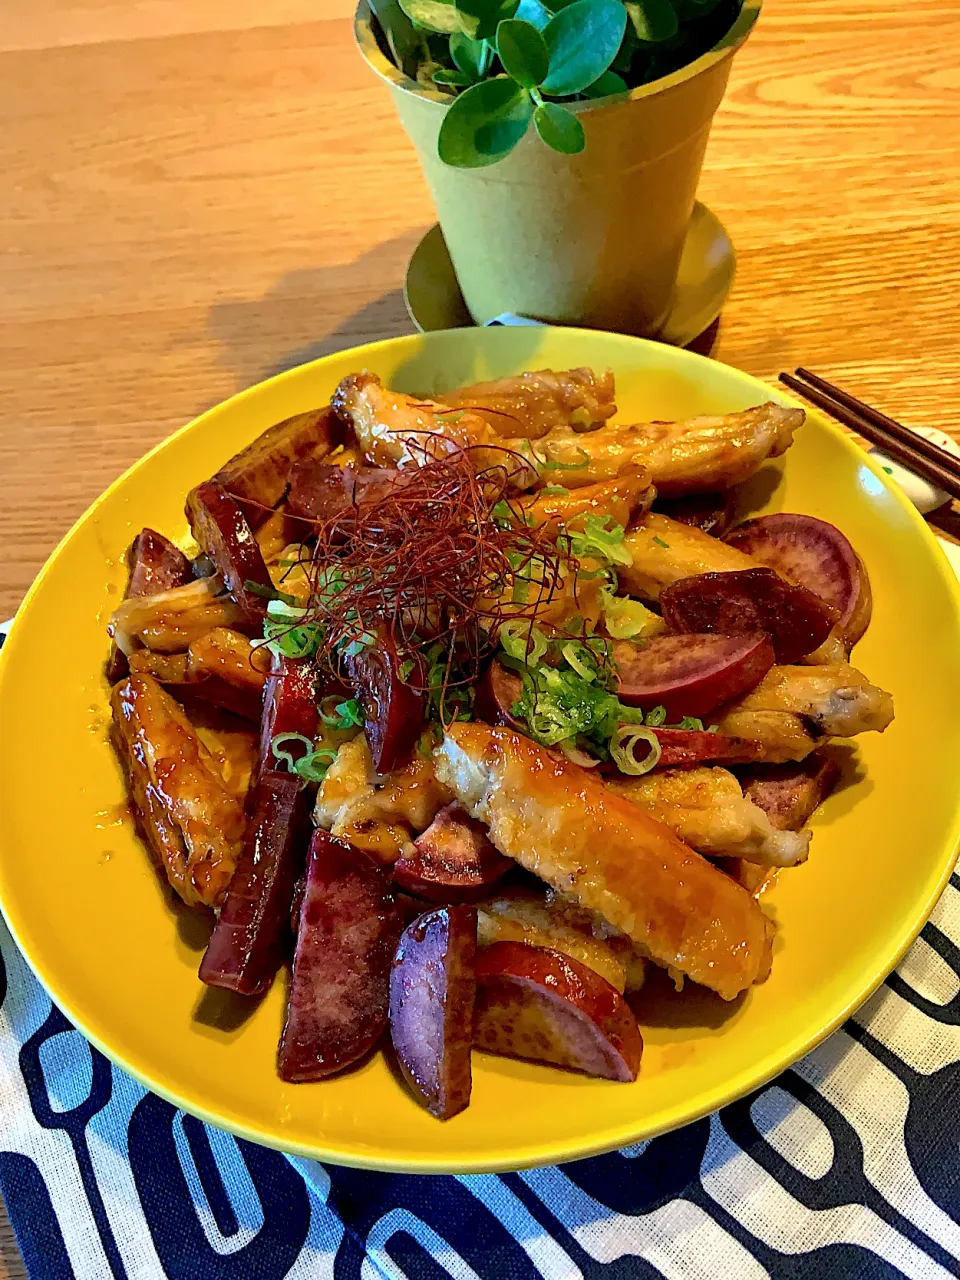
[356,1,761,336]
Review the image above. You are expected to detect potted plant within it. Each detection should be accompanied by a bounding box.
[357,0,761,335]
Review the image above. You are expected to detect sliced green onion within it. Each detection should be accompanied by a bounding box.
[294,748,338,783]
[266,597,307,621]
[500,621,548,665]
[541,485,570,497]
[652,536,670,549]
[561,641,598,682]
[262,617,323,661]
[245,579,298,606]
[492,500,515,528]
[566,514,633,568]
[271,732,314,771]
[645,705,667,727]
[416,725,442,759]
[539,447,591,473]
[610,725,662,776]
[677,716,705,731]
[319,696,364,729]
[602,589,662,640]
[335,698,364,727]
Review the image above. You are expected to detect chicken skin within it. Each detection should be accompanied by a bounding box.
[434,723,772,1000]
[111,675,247,908]
[528,402,802,494]
[606,767,811,867]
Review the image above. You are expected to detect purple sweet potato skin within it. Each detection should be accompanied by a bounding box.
[392,805,513,903]
[660,567,837,663]
[278,830,402,1082]
[199,772,309,996]
[389,906,477,1119]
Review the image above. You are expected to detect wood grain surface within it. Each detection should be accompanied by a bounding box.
[0,0,958,1274]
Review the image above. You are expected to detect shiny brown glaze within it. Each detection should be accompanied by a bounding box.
[214,406,343,528]
[661,567,838,664]
[106,528,193,681]
[186,479,275,630]
[199,771,310,995]
[111,674,247,908]
[435,724,773,1000]
[278,830,402,1082]
[613,632,775,721]
[393,803,513,903]
[346,626,426,774]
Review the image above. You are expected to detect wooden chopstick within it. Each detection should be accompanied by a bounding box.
[778,370,960,503]
[793,367,960,475]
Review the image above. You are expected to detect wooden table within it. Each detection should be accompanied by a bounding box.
[0,0,957,1273]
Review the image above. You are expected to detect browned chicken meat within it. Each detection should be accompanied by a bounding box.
[314,735,454,863]
[527,402,802,494]
[518,468,654,537]
[605,767,811,867]
[619,513,760,601]
[109,576,248,655]
[127,627,268,721]
[476,887,646,993]
[440,367,616,438]
[111,675,247,908]
[332,372,536,486]
[434,723,772,1000]
[717,664,895,762]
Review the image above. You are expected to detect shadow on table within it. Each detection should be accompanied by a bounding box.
[206,232,423,389]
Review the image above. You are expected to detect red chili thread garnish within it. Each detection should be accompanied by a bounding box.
[276,438,583,696]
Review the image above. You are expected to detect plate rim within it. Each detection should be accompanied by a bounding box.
[2,326,959,1173]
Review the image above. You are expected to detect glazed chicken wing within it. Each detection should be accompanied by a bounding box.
[605,767,810,867]
[111,675,247,908]
[314,735,454,864]
[440,367,616,439]
[618,513,759,601]
[717,664,894,762]
[527,402,802,494]
[109,576,248,655]
[127,627,268,721]
[434,723,772,1000]
[519,468,654,537]
[332,373,536,487]
[214,407,342,527]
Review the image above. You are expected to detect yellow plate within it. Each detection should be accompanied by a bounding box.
[1,327,959,1173]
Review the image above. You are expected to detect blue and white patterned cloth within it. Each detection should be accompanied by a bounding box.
[0,614,958,1280]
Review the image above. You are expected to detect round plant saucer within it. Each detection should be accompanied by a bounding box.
[403,201,736,348]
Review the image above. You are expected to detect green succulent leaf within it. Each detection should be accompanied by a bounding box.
[583,68,628,97]
[449,31,493,79]
[540,0,628,97]
[400,0,463,33]
[438,75,534,166]
[496,18,550,88]
[625,0,679,43]
[533,101,586,154]
[513,0,552,28]
[456,0,519,41]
